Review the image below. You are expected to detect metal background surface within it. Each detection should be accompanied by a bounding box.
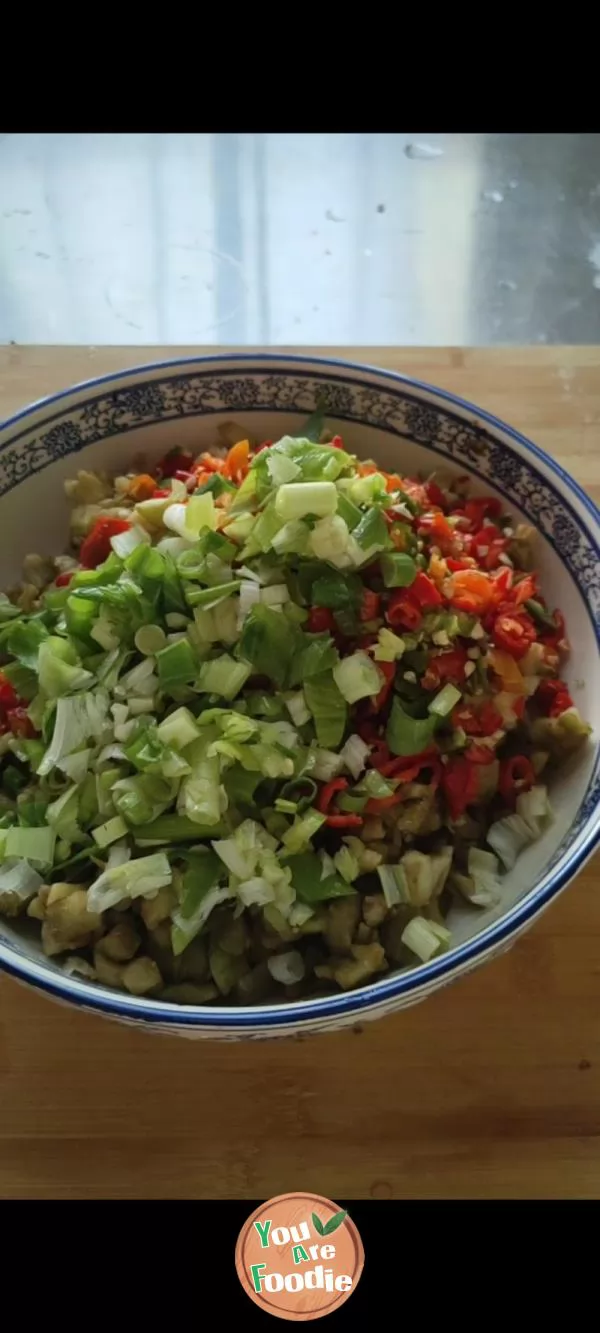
[1,132,600,347]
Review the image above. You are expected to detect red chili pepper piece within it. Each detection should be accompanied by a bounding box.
[425,480,447,509]
[512,574,538,606]
[462,496,503,526]
[369,738,391,769]
[464,744,496,764]
[491,608,537,659]
[536,678,574,717]
[499,755,535,805]
[385,590,422,631]
[441,756,480,820]
[411,571,443,608]
[80,517,131,570]
[330,435,344,449]
[254,440,273,454]
[368,660,395,714]
[470,525,507,570]
[364,793,404,814]
[539,609,569,652]
[452,700,502,737]
[55,571,74,588]
[6,707,36,738]
[152,487,171,499]
[418,511,455,550]
[360,589,380,622]
[446,556,475,572]
[156,449,195,480]
[317,777,348,815]
[0,673,20,712]
[378,746,439,782]
[325,813,364,828]
[307,607,337,634]
[490,567,514,601]
[422,648,468,691]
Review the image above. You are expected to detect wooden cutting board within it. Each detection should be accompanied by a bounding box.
[0,344,598,1201]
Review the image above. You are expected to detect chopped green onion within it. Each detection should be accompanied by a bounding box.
[156,706,200,749]
[333,651,383,705]
[289,851,356,903]
[352,506,390,553]
[525,599,557,629]
[380,553,418,587]
[184,579,242,609]
[428,683,462,717]
[4,825,56,868]
[275,481,338,521]
[156,638,198,688]
[134,625,167,656]
[92,816,129,848]
[401,915,451,962]
[372,628,406,662]
[197,655,251,700]
[386,696,438,757]
[303,671,347,749]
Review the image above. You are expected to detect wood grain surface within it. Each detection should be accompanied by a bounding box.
[0,344,598,1201]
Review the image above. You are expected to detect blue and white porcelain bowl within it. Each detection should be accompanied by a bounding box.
[0,353,598,1040]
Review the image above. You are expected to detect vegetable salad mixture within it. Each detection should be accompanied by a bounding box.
[0,414,591,1005]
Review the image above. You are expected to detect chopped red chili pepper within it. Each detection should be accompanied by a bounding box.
[79,517,131,570]
[464,744,496,764]
[462,496,503,526]
[536,678,574,717]
[325,813,364,828]
[368,738,391,769]
[441,756,480,820]
[410,571,443,608]
[425,480,447,509]
[499,755,535,805]
[360,589,380,622]
[0,673,19,712]
[491,608,537,659]
[196,452,227,475]
[253,440,273,454]
[317,777,348,815]
[152,487,171,499]
[364,792,404,814]
[490,568,514,602]
[452,700,502,737]
[418,511,455,547]
[6,707,36,738]
[54,571,74,588]
[446,556,476,572]
[469,525,507,570]
[385,590,422,631]
[355,716,379,744]
[539,609,569,652]
[155,449,195,480]
[378,747,439,782]
[330,435,344,449]
[307,607,336,634]
[512,574,538,606]
[368,660,396,713]
[422,648,468,691]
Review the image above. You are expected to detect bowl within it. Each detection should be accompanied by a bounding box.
[0,352,598,1040]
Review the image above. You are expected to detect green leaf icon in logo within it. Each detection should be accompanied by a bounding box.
[322,1210,348,1236]
[312,1212,326,1236]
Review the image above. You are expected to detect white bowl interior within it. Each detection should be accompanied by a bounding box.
[0,358,598,1029]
